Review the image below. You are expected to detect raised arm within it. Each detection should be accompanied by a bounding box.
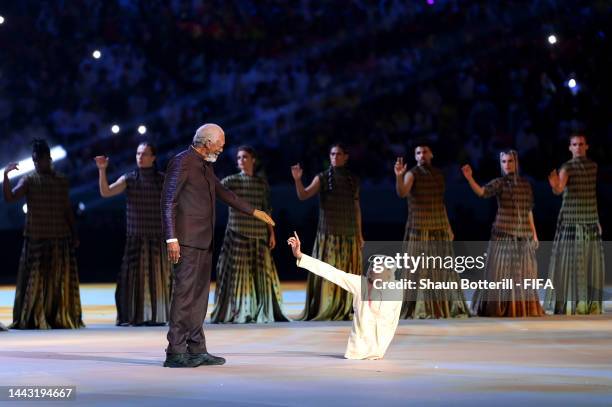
[94,156,126,198]
[290,164,320,200]
[287,232,361,295]
[461,164,485,197]
[394,157,414,198]
[548,168,568,195]
[3,163,27,203]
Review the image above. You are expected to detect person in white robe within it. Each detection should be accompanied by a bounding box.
[287,232,402,360]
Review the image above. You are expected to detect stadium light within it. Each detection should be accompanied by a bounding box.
[566,77,580,96]
[92,50,101,59]
[0,145,67,182]
[137,125,147,135]
[0,15,5,25]
[547,35,557,45]
[111,124,120,134]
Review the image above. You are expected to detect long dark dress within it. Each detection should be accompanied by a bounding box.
[116,167,172,326]
[472,175,544,317]
[11,171,84,329]
[211,173,289,323]
[401,164,469,319]
[298,166,362,321]
[545,157,604,315]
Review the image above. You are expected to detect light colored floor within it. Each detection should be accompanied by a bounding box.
[1,284,611,406]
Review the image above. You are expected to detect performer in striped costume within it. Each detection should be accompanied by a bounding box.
[211,146,288,323]
[291,143,364,321]
[545,134,604,314]
[395,142,469,318]
[462,150,544,317]
[3,139,83,329]
[95,143,172,326]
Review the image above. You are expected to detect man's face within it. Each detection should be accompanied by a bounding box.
[205,132,225,162]
[136,144,155,168]
[32,152,52,173]
[237,150,255,173]
[330,146,348,168]
[414,146,432,165]
[500,153,516,175]
[569,136,588,158]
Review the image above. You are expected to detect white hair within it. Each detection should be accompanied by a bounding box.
[192,123,223,147]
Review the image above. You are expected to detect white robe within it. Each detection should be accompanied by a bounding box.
[297,255,402,360]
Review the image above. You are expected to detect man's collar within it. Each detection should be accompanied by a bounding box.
[189,145,208,163]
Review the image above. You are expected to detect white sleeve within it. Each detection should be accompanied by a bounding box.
[296,254,362,295]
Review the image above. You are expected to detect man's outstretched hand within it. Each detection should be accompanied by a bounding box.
[287,231,302,260]
[253,209,275,226]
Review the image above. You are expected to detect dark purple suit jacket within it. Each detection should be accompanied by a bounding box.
[161,147,254,250]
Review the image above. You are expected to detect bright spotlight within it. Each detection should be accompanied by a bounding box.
[566,78,580,95]
[137,125,147,135]
[0,16,5,25]
[92,50,101,59]
[547,35,557,45]
[0,145,67,182]
[111,124,120,134]
[22,204,27,214]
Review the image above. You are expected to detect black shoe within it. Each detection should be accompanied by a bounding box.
[163,353,198,368]
[188,352,226,366]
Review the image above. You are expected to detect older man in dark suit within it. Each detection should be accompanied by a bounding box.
[162,123,275,368]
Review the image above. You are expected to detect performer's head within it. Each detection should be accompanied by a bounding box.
[136,142,156,169]
[192,123,225,162]
[413,140,433,166]
[31,138,52,174]
[568,133,588,158]
[366,254,398,284]
[329,143,349,168]
[236,145,257,175]
[499,149,519,176]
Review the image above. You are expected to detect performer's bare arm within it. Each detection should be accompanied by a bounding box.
[291,163,320,200]
[94,156,126,197]
[394,157,414,198]
[444,207,454,241]
[461,164,485,197]
[287,231,303,260]
[528,211,538,248]
[267,224,276,249]
[548,168,568,195]
[2,163,27,202]
[288,231,361,295]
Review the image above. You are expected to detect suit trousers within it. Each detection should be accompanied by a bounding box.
[166,245,212,354]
